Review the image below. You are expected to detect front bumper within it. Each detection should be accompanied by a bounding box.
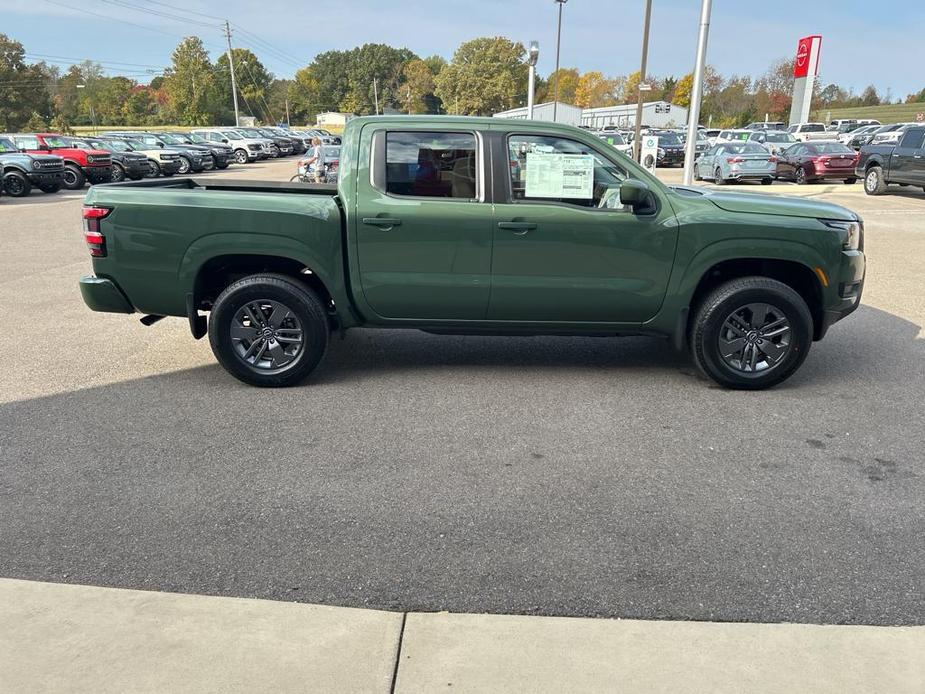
[658,150,685,166]
[79,276,134,314]
[84,165,113,183]
[124,160,151,178]
[26,170,65,185]
[212,151,233,166]
[817,249,865,339]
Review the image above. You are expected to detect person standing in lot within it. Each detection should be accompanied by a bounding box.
[305,137,326,183]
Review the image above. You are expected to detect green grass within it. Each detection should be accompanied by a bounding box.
[813,102,925,124]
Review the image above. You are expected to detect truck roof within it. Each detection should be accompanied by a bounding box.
[347,115,588,135]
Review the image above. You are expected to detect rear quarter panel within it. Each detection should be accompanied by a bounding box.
[85,186,346,317]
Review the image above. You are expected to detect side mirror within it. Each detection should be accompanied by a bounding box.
[157,142,164,148]
[221,138,228,143]
[619,179,651,210]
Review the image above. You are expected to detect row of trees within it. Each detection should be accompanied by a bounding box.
[2,31,923,133]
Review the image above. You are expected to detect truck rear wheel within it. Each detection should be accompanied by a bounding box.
[234,149,249,164]
[864,166,887,195]
[208,274,329,387]
[690,276,813,390]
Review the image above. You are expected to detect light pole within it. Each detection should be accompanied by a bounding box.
[682,0,713,185]
[76,83,96,133]
[223,21,240,127]
[552,0,567,121]
[633,0,653,161]
[527,41,539,119]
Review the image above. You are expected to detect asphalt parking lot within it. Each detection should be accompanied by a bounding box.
[1,159,923,626]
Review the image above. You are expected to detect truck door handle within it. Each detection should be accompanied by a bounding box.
[362,217,402,229]
[498,221,537,235]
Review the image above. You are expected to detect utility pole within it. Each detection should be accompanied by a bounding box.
[552,0,568,121]
[224,21,240,127]
[527,41,539,119]
[682,0,713,185]
[407,86,412,115]
[633,0,653,161]
[373,77,379,115]
[285,98,291,127]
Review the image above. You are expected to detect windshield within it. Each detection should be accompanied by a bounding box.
[187,133,208,144]
[0,136,18,152]
[323,145,341,158]
[724,143,769,155]
[802,124,825,132]
[766,133,796,143]
[43,136,70,148]
[103,139,132,152]
[655,132,681,145]
[158,133,186,144]
[811,143,854,154]
[221,131,243,140]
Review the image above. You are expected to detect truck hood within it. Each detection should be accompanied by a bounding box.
[673,186,858,221]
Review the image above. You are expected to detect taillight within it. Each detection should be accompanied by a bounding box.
[726,157,745,164]
[82,206,111,257]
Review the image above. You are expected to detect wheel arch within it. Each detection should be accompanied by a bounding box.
[687,257,825,341]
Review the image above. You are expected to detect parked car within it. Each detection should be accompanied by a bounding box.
[102,135,182,177]
[191,128,269,163]
[747,130,797,156]
[161,132,234,169]
[0,134,65,196]
[5,132,111,189]
[78,115,865,391]
[694,142,777,185]
[745,121,786,131]
[595,131,633,156]
[704,129,722,145]
[67,136,152,182]
[304,128,341,145]
[251,127,297,156]
[844,124,882,149]
[649,130,685,166]
[787,123,832,142]
[233,128,284,157]
[869,122,918,146]
[855,126,925,195]
[714,129,753,145]
[103,132,214,174]
[263,127,306,154]
[829,118,879,132]
[775,142,859,185]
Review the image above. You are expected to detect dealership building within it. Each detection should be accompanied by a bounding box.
[493,100,689,129]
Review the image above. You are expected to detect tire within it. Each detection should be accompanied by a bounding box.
[690,276,813,390]
[62,164,86,190]
[844,178,857,185]
[208,274,329,387]
[234,149,249,164]
[761,178,773,185]
[148,161,161,177]
[38,181,62,194]
[216,161,229,170]
[3,170,32,197]
[714,168,725,185]
[110,163,126,183]
[177,156,191,175]
[864,166,887,196]
[795,167,808,185]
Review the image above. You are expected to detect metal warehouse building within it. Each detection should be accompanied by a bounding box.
[493,101,583,126]
[580,101,688,129]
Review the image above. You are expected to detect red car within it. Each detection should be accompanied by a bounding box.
[5,132,112,189]
[775,141,859,185]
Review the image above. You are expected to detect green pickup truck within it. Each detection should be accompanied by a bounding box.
[79,116,865,390]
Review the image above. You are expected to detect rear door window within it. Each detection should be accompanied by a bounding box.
[385,131,478,199]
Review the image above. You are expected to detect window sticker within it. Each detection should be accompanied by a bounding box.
[524,152,595,199]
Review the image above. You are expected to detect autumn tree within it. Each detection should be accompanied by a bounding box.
[671,73,693,107]
[540,67,580,104]
[215,48,274,122]
[434,37,528,115]
[575,71,616,108]
[0,33,54,130]
[400,59,435,114]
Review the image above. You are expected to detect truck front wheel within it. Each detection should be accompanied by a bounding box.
[62,164,86,190]
[864,166,887,195]
[3,170,32,197]
[690,277,813,390]
[208,274,329,387]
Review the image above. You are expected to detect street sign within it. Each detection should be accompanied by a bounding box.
[916,113,924,123]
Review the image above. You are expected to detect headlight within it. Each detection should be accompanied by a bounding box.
[657,147,665,157]
[822,218,863,250]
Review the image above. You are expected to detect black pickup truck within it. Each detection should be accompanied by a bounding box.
[856,126,925,195]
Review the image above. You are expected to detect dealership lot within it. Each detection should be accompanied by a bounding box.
[1,158,922,625]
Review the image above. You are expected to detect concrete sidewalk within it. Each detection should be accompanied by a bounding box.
[1,579,922,693]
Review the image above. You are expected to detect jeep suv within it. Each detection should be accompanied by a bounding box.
[103,132,214,174]
[0,135,65,196]
[6,132,111,189]
[67,136,152,182]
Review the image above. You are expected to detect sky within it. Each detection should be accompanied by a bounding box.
[6,0,923,99]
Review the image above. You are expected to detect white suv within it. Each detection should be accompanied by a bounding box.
[191,128,269,164]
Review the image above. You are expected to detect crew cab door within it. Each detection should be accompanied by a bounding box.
[487,131,679,323]
[354,127,492,320]
[891,128,925,185]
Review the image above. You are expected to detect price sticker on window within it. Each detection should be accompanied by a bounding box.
[525,153,595,199]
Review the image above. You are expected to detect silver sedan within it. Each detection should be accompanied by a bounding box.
[694,142,777,185]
